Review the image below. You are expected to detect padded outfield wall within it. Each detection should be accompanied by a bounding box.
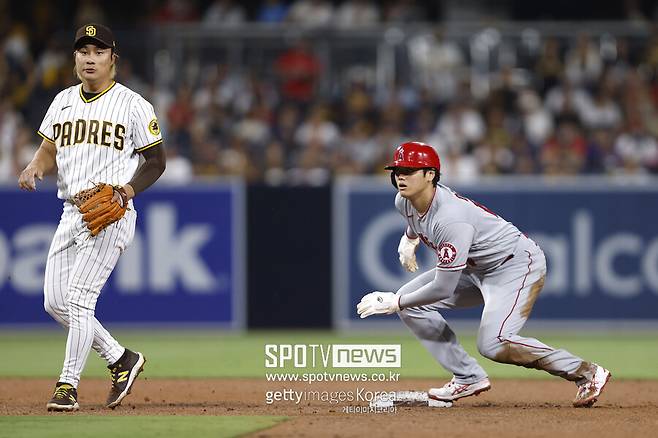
[0,181,246,327]
[333,176,658,329]
[1,177,657,328]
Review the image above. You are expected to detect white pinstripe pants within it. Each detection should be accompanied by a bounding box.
[44,203,136,387]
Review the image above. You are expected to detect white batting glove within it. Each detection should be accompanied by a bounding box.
[398,234,420,272]
[356,292,401,319]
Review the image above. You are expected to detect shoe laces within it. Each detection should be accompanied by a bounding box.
[576,376,596,397]
[110,364,122,385]
[54,384,73,398]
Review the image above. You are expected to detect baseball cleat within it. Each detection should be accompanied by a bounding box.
[428,377,491,402]
[106,348,146,409]
[46,382,79,412]
[573,364,611,408]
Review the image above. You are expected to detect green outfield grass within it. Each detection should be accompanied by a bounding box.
[0,329,657,379]
[0,415,287,438]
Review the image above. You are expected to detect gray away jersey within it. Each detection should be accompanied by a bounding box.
[38,81,163,200]
[395,184,521,273]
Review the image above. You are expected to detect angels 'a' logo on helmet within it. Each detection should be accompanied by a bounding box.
[438,242,457,265]
[395,149,404,161]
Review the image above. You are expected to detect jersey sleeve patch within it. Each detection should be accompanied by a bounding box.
[438,242,457,265]
[436,242,466,271]
[148,118,160,136]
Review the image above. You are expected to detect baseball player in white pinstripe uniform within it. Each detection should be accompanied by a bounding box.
[18,24,166,412]
[357,142,611,408]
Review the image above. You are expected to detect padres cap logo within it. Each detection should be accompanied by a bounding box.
[85,25,96,37]
[148,118,160,136]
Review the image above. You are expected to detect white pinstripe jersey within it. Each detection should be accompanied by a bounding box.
[38,81,163,200]
[395,183,521,273]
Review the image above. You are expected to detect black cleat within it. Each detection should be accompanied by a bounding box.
[46,382,79,412]
[106,348,146,409]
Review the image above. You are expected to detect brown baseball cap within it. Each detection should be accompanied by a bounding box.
[74,24,116,50]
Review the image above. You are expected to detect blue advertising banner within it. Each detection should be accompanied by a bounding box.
[333,177,658,328]
[0,182,244,327]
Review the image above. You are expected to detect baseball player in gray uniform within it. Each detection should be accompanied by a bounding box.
[18,24,166,411]
[357,141,611,407]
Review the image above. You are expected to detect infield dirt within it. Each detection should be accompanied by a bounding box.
[1,378,656,437]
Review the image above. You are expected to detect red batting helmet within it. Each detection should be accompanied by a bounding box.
[385,142,441,171]
[385,142,441,189]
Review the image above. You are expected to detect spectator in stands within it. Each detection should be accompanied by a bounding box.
[159,144,194,184]
[412,105,443,153]
[257,0,289,24]
[339,119,380,173]
[474,105,516,175]
[0,99,21,182]
[334,0,380,28]
[615,112,658,174]
[152,0,199,22]
[290,138,331,185]
[272,103,301,155]
[203,0,246,27]
[564,33,603,87]
[434,98,485,156]
[407,28,464,104]
[518,88,554,148]
[234,103,272,149]
[541,116,587,175]
[262,140,287,184]
[342,79,375,125]
[167,85,195,157]
[534,37,563,96]
[219,135,260,181]
[294,103,340,151]
[74,0,107,27]
[117,59,148,97]
[383,0,423,23]
[584,128,621,174]
[274,39,322,104]
[622,69,658,138]
[544,76,589,120]
[578,79,622,131]
[287,0,334,27]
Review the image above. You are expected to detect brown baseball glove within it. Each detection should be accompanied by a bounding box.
[72,183,129,236]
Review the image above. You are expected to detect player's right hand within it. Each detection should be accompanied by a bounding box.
[18,164,43,191]
[398,234,420,272]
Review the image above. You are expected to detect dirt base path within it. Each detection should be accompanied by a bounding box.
[2,378,657,437]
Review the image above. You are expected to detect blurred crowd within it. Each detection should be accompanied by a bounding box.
[2,0,658,185]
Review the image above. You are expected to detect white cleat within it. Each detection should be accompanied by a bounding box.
[573,364,611,408]
[428,377,491,402]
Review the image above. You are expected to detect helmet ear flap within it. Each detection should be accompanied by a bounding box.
[390,172,398,188]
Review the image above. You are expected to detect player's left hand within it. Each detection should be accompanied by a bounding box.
[357,292,400,318]
[18,164,43,191]
[398,234,420,272]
